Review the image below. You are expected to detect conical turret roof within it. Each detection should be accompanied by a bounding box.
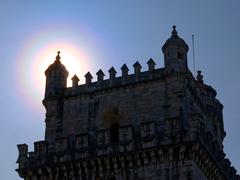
[45,51,69,77]
[162,26,189,52]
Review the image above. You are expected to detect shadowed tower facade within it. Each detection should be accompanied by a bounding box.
[16,27,239,180]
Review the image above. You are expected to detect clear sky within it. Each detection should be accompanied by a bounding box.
[0,1,239,179]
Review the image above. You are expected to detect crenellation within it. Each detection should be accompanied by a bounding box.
[65,68,167,97]
[17,144,28,169]
[121,63,129,84]
[96,69,105,82]
[108,66,117,86]
[147,58,156,72]
[71,74,80,87]
[34,141,48,157]
[133,61,142,82]
[84,71,93,85]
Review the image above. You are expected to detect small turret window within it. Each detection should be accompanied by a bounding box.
[177,52,183,59]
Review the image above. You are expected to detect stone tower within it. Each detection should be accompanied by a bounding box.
[16,26,239,180]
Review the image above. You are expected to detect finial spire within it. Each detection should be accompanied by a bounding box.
[172,25,178,36]
[196,70,203,83]
[55,51,61,62]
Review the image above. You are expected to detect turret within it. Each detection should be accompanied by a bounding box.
[162,26,189,72]
[44,51,69,98]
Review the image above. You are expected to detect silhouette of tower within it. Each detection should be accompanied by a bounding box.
[16,27,239,180]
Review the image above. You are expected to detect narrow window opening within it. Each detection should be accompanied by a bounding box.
[177,52,183,59]
[110,123,119,143]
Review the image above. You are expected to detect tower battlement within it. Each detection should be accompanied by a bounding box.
[66,63,175,97]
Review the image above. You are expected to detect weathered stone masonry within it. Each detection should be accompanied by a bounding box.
[16,26,239,180]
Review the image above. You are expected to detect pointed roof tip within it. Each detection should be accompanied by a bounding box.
[121,64,129,70]
[196,70,204,83]
[96,69,105,76]
[171,25,178,36]
[133,61,142,68]
[147,58,156,65]
[162,25,189,52]
[108,66,117,73]
[55,51,61,61]
[71,74,79,81]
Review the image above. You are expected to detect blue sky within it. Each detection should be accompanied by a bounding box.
[0,1,239,179]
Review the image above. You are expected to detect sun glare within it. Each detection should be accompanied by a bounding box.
[17,40,91,111]
[16,24,106,112]
[32,43,88,91]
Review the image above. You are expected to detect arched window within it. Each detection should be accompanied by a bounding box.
[110,123,119,143]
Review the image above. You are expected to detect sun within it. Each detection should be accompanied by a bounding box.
[17,41,91,111]
[33,43,88,90]
[15,25,105,112]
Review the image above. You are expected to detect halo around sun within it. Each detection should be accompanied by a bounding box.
[16,30,93,111]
